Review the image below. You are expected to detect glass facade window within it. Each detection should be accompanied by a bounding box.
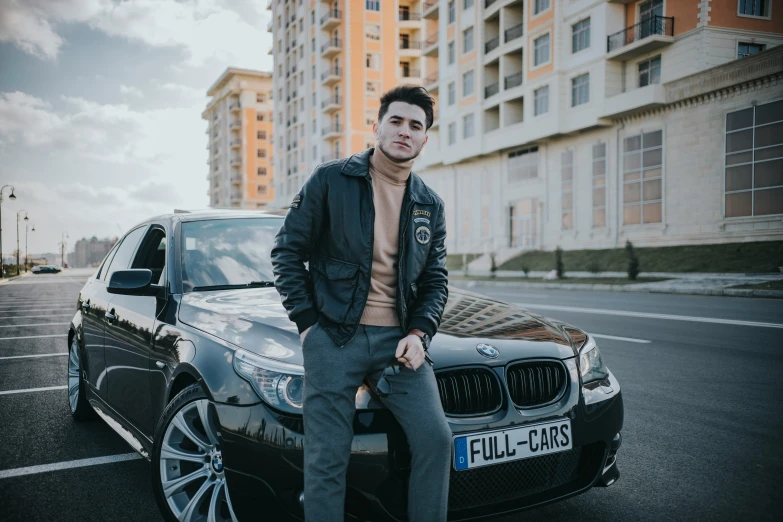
[448,41,456,64]
[448,122,457,145]
[366,0,380,11]
[561,150,574,230]
[738,42,765,58]
[724,99,783,218]
[463,27,474,53]
[572,18,590,53]
[534,86,549,116]
[464,0,474,8]
[638,56,661,87]
[448,82,456,105]
[571,73,589,107]
[738,0,769,17]
[534,34,550,66]
[592,143,607,228]
[508,147,538,182]
[448,1,456,23]
[534,0,550,15]
[623,130,663,225]
[462,70,474,97]
[463,114,475,138]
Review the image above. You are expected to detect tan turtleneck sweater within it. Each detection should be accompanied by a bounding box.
[359,148,414,327]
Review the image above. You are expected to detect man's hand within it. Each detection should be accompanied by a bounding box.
[396,332,426,371]
[300,326,312,344]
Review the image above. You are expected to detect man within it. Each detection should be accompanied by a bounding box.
[270,85,451,522]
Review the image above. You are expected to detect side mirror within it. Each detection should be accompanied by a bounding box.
[108,269,158,295]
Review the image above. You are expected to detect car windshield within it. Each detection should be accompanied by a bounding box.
[181,217,284,292]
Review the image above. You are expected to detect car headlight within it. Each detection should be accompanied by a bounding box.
[233,349,304,414]
[578,336,609,385]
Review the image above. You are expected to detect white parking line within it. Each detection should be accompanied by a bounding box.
[0,453,142,479]
[0,322,70,329]
[0,385,67,396]
[0,314,72,319]
[514,302,783,329]
[0,307,72,312]
[0,353,67,360]
[0,334,68,340]
[589,333,651,344]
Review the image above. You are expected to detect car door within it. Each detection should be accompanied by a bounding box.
[104,224,167,437]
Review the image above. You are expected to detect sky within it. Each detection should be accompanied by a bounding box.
[0,0,274,259]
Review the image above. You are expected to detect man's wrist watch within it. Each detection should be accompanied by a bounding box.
[416,333,431,351]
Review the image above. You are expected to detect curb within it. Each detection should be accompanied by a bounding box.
[0,273,28,286]
[450,279,783,299]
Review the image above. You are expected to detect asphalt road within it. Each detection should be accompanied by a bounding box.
[1,270,780,521]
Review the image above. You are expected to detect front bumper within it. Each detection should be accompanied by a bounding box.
[215,370,624,522]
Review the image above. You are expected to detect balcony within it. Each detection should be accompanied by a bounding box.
[423,32,439,56]
[320,9,341,30]
[266,0,272,9]
[399,67,421,79]
[230,157,242,167]
[321,95,342,112]
[424,71,438,90]
[398,11,422,28]
[230,191,242,203]
[485,0,498,6]
[485,36,500,54]
[231,173,243,184]
[229,102,241,112]
[504,23,523,44]
[266,19,273,32]
[485,82,499,99]
[606,15,674,61]
[504,71,523,90]
[230,139,241,149]
[321,123,342,139]
[601,83,665,119]
[229,121,241,131]
[321,38,342,57]
[398,40,424,55]
[423,0,439,19]
[321,67,342,85]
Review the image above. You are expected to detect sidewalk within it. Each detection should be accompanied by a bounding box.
[450,270,783,298]
[0,272,30,286]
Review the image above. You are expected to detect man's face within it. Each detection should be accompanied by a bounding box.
[373,101,429,162]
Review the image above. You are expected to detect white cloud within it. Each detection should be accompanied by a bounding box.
[0,0,271,68]
[120,84,144,98]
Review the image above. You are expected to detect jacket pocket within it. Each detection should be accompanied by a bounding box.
[310,255,360,324]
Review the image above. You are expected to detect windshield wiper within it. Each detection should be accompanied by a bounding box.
[192,281,275,291]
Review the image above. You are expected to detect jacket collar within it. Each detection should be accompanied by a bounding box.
[341,148,434,204]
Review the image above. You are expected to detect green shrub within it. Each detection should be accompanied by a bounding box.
[626,240,640,280]
[555,247,565,279]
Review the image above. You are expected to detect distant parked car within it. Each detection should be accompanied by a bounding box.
[32,265,61,274]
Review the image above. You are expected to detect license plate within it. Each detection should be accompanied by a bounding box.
[453,419,572,470]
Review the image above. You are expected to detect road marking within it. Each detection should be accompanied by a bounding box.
[514,302,783,329]
[0,453,142,479]
[0,353,67,360]
[589,333,651,344]
[0,314,73,319]
[0,308,72,313]
[0,334,68,340]
[0,385,67,396]
[0,322,70,329]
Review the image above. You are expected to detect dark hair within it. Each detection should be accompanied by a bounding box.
[378,85,435,131]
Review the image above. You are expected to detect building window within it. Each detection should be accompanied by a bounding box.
[571,73,589,106]
[561,150,574,230]
[738,0,770,17]
[534,86,549,116]
[366,53,380,69]
[365,110,376,127]
[462,70,475,97]
[592,143,607,228]
[448,1,456,23]
[257,167,267,176]
[257,130,267,140]
[448,82,456,105]
[508,147,538,182]
[256,113,265,122]
[463,114,475,138]
[257,185,268,196]
[534,0,550,15]
[534,33,550,66]
[256,94,265,103]
[623,130,663,224]
[724,99,783,218]
[366,81,380,95]
[257,148,267,158]
[366,24,381,40]
[464,0,474,9]
[572,18,590,53]
[366,0,380,11]
[738,42,765,58]
[448,122,457,145]
[638,56,661,87]
[463,27,474,54]
[448,41,456,64]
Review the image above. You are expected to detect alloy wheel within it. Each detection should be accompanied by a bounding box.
[67,338,80,413]
[159,399,237,522]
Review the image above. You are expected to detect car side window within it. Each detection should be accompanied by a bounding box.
[103,226,147,284]
[132,227,166,285]
[95,242,120,281]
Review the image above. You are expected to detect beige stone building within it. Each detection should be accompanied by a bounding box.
[203,68,275,209]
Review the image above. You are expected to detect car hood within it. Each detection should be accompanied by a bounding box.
[178,286,585,368]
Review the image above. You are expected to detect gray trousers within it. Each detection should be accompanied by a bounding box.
[301,322,452,522]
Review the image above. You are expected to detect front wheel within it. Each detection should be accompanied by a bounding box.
[152,383,238,522]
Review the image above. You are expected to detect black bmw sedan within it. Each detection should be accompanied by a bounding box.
[67,209,623,522]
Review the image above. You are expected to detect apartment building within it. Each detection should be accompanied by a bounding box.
[267,0,439,207]
[203,68,275,209]
[412,0,783,258]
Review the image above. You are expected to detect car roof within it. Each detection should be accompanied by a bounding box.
[127,208,287,231]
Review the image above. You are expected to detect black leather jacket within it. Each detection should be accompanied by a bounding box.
[271,148,448,347]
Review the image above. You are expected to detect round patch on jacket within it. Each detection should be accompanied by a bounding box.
[415,226,431,245]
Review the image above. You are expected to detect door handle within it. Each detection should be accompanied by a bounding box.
[155,361,165,369]
[104,312,117,322]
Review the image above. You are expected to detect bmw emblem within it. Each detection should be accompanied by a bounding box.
[476,343,499,359]
[212,454,223,472]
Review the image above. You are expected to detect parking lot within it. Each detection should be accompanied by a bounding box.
[1,269,781,521]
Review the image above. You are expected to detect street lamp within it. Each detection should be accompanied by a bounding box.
[25,222,35,273]
[16,210,28,276]
[59,231,69,269]
[0,184,16,278]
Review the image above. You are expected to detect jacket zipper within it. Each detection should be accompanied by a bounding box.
[341,175,376,348]
[397,195,414,332]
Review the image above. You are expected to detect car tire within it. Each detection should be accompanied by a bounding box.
[152,383,238,522]
[68,335,95,421]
